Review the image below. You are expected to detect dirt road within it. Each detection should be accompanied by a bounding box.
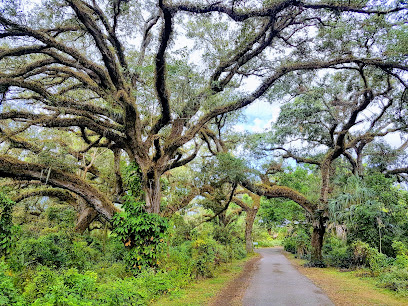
[243,248,334,306]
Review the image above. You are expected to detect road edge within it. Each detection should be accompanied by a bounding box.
[209,253,262,306]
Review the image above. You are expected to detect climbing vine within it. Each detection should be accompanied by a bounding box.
[0,193,19,258]
[112,163,168,271]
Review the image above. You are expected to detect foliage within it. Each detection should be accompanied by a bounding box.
[122,162,144,198]
[113,162,168,271]
[9,230,103,271]
[0,260,23,306]
[0,192,19,258]
[46,205,77,225]
[259,198,306,229]
[283,225,311,258]
[199,153,251,186]
[112,195,168,271]
[329,174,408,257]
[378,267,408,295]
[23,267,97,306]
[191,237,218,278]
[323,236,353,268]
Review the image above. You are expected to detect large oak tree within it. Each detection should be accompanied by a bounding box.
[0,0,407,227]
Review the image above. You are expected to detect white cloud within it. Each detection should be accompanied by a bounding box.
[233,100,279,133]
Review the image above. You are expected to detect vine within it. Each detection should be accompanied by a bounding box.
[0,192,19,258]
[112,163,168,271]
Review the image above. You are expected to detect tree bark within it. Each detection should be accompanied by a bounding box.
[310,213,327,267]
[75,207,98,233]
[245,208,258,253]
[0,156,119,220]
[143,170,161,213]
[233,190,260,254]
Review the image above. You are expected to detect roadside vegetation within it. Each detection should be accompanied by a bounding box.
[287,253,408,306]
[282,172,408,297]
[0,175,254,305]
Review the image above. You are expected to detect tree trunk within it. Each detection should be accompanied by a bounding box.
[143,170,161,213]
[113,148,123,200]
[75,207,98,233]
[245,209,258,253]
[309,155,332,267]
[310,215,326,267]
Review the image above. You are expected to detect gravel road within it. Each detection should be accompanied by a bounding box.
[243,248,334,306]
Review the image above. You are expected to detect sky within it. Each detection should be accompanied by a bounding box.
[235,100,279,133]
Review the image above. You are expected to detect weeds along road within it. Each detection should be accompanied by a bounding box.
[243,248,334,306]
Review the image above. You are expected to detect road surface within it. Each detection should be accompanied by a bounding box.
[243,248,334,306]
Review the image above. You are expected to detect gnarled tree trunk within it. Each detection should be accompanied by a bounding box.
[245,208,258,253]
[143,170,162,213]
[75,207,98,233]
[310,213,327,267]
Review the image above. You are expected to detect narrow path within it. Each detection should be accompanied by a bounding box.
[243,248,334,306]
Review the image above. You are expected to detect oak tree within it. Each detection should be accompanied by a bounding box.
[0,0,406,229]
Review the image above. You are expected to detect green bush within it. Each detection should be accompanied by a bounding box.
[391,241,408,269]
[367,248,393,276]
[392,240,408,256]
[378,266,408,294]
[191,237,218,278]
[96,278,145,305]
[395,255,408,269]
[157,242,194,274]
[0,193,19,258]
[225,242,247,260]
[96,269,191,305]
[350,240,371,267]
[323,236,353,268]
[283,227,310,258]
[283,236,297,254]
[10,231,100,271]
[63,269,97,298]
[0,261,24,306]
[112,195,168,271]
[46,205,76,225]
[95,262,131,282]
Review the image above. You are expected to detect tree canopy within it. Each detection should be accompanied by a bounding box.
[0,0,407,230]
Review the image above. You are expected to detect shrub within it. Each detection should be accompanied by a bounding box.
[323,236,353,268]
[367,248,393,276]
[10,231,100,271]
[23,267,98,305]
[97,278,145,305]
[351,240,371,267]
[283,236,297,254]
[157,242,194,274]
[391,241,408,269]
[392,240,408,256]
[46,205,76,225]
[112,195,168,271]
[395,255,408,269]
[62,268,97,298]
[191,237,217,278]
[0,261,24,306]
[283,227,310,258]
[96,269,191,305]
[0,193,19,258]
[378,266,408,294]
